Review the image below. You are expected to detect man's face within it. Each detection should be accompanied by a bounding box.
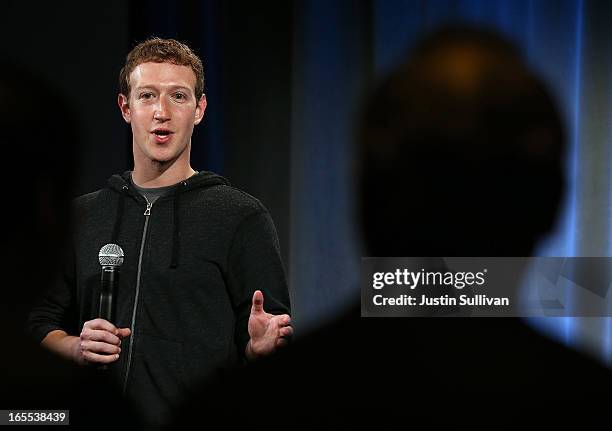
[118,62,206,166]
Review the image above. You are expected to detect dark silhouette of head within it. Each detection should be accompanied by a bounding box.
[358,27,566,256]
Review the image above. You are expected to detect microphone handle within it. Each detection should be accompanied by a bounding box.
[98,266,118,371]
[99,267,117,321]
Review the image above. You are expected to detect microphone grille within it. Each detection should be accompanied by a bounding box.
[99,244,124,267]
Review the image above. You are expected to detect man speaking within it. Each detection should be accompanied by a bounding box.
[27,37,292,428]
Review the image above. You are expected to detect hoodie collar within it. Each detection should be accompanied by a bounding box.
[107,170,230,197]
[107,170,229,268]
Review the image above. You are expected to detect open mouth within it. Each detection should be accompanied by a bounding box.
[152,129,173,142]
[153,129,172,136]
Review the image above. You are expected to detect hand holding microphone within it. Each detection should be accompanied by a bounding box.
[75,244,131,367]
[77,319,131,366]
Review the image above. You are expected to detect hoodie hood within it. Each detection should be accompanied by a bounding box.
[106,170,230,268]
[107,170,230,194]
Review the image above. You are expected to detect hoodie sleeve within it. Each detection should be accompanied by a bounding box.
[226,209,291,360]
[26,244,79,344]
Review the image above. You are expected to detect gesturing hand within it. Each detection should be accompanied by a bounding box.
[246,290,293,360]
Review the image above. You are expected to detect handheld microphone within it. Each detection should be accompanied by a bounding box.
[98,244,124,370]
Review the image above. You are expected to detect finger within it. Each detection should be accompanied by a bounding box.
[117,327,132,338]
[84,318,118,334]
[81,340,121,355]
[276,314,291,326]
[273,314,291,327]
[280,326,294,338]
[250,290,264,314]
[82,350,121,364]
[81,328,121,345]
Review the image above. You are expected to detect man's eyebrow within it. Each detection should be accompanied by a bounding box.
[134,84,192,91]
[168,85,191,91]
[134,85,156,90]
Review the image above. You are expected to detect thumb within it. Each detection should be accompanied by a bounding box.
[251,290,264,314]
[117,327,131,338]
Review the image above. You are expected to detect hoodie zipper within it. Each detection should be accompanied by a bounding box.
[122,197,153,395]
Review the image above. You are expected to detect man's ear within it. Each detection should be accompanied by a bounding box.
[194,94,207,125]
[118,93,131,123]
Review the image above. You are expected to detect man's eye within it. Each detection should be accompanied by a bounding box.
[140,92,153,99]
[174,93,186,100]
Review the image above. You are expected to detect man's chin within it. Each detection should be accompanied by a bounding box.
[148,147,178,161]
[146,152,178,166]
[140,143,187,166]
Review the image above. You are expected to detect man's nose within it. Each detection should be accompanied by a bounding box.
[154,98,170,121]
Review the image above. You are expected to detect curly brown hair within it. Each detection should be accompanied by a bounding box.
[119,37,204,99]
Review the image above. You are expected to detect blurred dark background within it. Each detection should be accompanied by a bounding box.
[3,0,612,365]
